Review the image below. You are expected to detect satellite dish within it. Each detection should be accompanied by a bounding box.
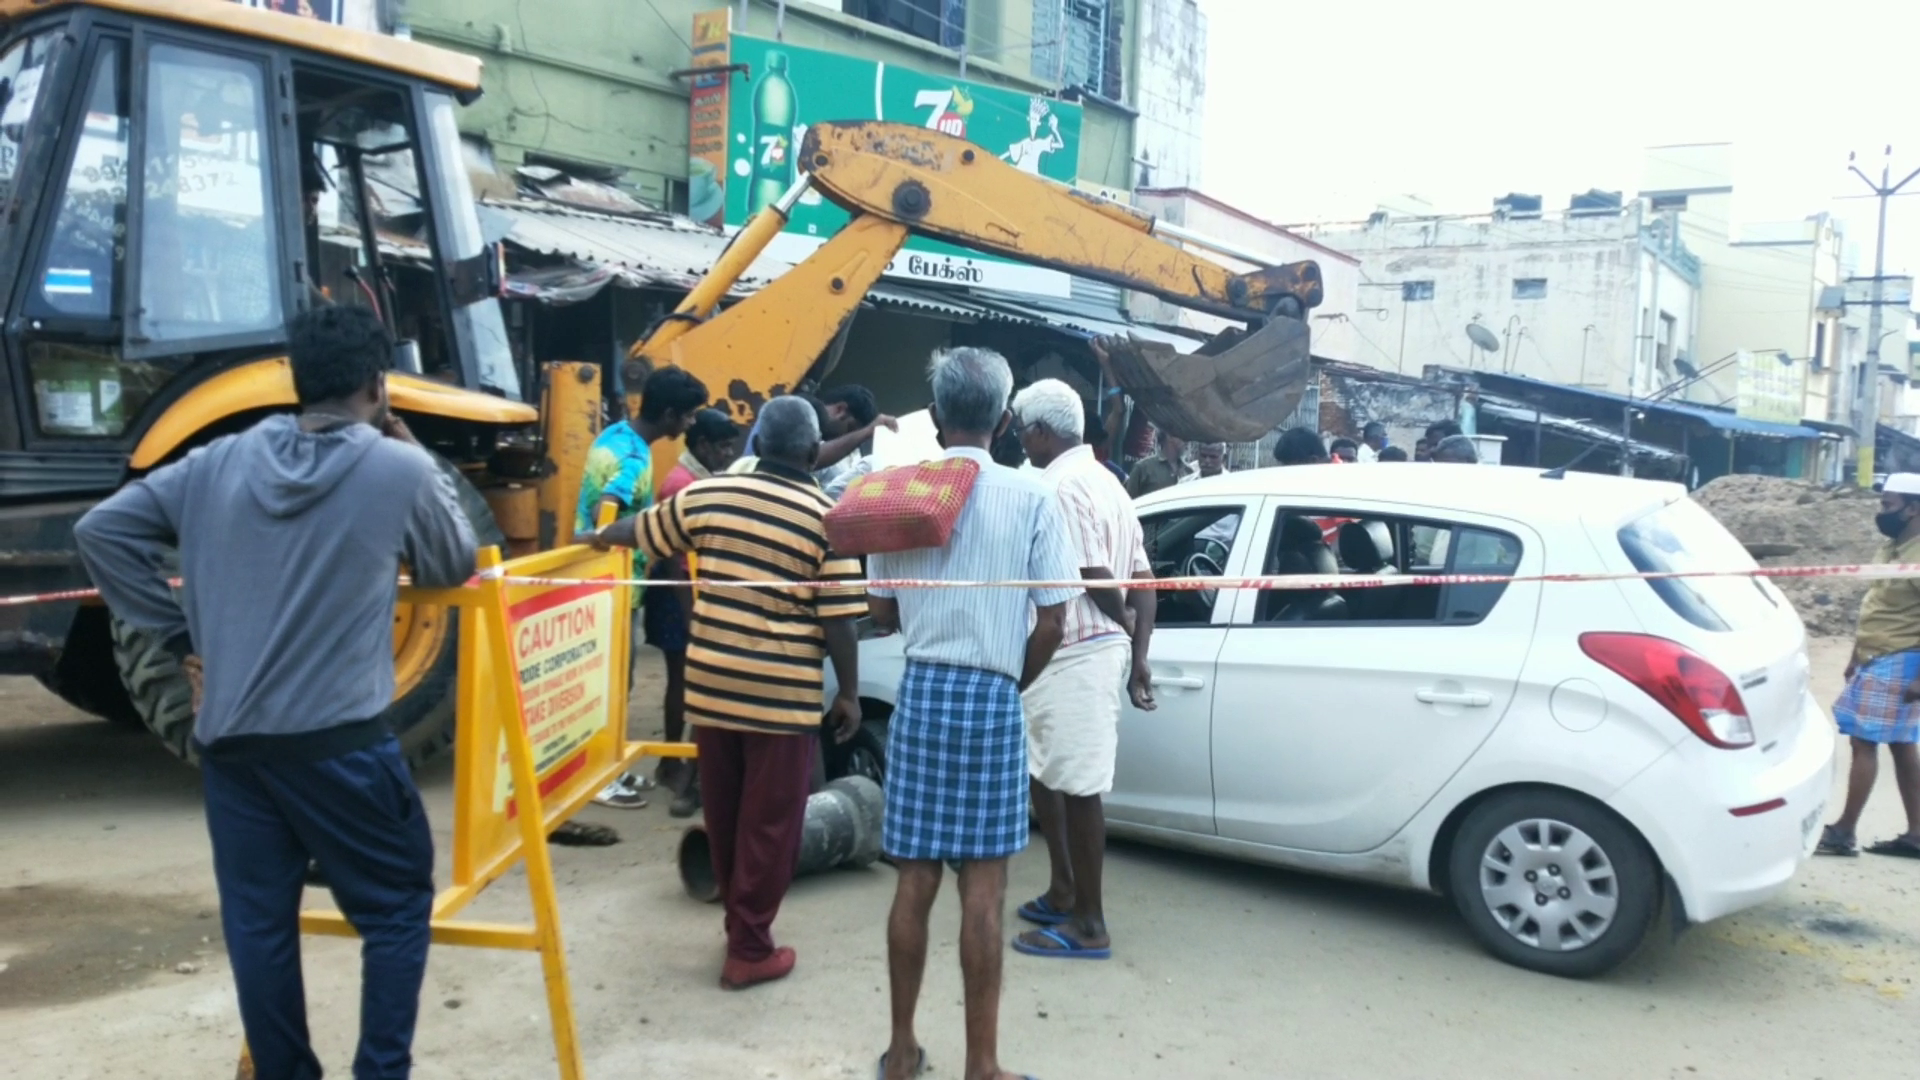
[1675,357,1698,379]
[1466,323,1501,353]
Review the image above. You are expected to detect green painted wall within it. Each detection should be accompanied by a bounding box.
[397,0,1138,204]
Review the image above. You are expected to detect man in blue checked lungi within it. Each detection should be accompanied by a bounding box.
[1818,472,1920,858]
[867,347,1082,1080]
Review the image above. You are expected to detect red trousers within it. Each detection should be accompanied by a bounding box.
[694,725,814,962]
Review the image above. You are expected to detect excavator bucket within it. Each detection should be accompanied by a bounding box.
[1103,316,1313,444]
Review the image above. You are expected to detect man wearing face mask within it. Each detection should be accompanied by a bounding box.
[1817,474,1920,859]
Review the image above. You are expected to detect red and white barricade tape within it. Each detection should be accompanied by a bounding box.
[8,561,1911,609]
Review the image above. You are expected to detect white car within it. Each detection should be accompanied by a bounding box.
[823,463,1835,977]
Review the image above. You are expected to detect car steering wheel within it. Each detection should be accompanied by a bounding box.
[1181,550,1224,610]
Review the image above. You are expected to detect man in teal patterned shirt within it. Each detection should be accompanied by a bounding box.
[579,365,708,809]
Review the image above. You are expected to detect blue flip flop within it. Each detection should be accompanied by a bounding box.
[1016,895,1072,926]
[876,1046,926,1079]
[1013,926,1111,960]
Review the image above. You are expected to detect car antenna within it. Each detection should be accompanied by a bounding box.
[1540,439,1608,480]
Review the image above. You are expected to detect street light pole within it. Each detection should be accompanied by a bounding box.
[1849,147,1920,487]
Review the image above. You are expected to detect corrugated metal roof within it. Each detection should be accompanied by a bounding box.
[972,292,1208,354]
[1475,371,1829,440]
[1479,397,1681,460]
[866,283,1034,323]
[476,200,793,294]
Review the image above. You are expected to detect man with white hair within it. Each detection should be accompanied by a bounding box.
[1009,378,1155,962]
[867,349,1080,1080]
[578,396,866,991]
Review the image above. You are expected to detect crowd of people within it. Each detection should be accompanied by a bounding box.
[68,308,1510,1079]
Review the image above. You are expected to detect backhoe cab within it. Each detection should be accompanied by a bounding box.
[0,0,545,764]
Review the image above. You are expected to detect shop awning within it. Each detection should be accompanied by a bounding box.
[1479,398,1682,460]
[1472,371,1830,440]
[476,199,793,303]
[865,283,1035,323]
[972,291,1208,354]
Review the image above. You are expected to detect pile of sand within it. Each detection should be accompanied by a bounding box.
[1691,474,1882,638]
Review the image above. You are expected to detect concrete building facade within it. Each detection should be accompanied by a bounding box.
[393,0,1188,211]
[1300,201,1702,395]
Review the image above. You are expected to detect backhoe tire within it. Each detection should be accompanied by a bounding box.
[38,605,142,726]
[110,457,503,768]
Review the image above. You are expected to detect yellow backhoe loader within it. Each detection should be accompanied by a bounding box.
[0,0,604,765]
[630,119,1324,462]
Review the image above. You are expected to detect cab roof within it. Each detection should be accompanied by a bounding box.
[0,0,482,95]
[1142,462,1684,529]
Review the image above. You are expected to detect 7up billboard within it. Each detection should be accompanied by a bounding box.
[694,24,1084,297]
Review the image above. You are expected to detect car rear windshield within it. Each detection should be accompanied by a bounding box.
[1617,497,1779,632]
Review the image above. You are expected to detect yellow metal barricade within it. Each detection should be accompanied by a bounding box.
[237,520,692,1080]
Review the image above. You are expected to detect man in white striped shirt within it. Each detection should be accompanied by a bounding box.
[1006,379,1157,963]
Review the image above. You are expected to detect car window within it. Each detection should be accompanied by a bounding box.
[1618,497,1774,632]
[1141,505,1241,626]
[1256,508,1522,626]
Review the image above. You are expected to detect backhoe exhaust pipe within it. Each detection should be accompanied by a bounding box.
[678,775,885,902]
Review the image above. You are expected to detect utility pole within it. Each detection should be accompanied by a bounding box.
[1849,147,1920,487]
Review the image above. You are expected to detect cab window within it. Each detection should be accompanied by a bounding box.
[0,31,62,207]
[134,43,282,345]
[36,40,126,321]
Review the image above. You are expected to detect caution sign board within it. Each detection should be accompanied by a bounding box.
[453,554,632,885]
[493,581,617,817]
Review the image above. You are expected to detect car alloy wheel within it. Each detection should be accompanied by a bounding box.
[1477,817,1619,952]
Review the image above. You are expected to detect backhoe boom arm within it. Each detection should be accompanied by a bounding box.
[800,121,1322,322]
[632,121,1322,445]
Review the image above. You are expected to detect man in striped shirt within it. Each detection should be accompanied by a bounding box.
[1008,379,1156,963]
[578,396,865,991]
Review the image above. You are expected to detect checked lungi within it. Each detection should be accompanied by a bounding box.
[883,661,1029,861]
[1835,650,1920,744]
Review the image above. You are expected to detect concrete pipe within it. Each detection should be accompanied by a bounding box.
[678,775,886,903]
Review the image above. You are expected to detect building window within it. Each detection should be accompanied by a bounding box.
[1812,322,1828,369]
[1513,278,1548,300]
[1657,311,1676,376]
[1401,280,1434,302]
[1032,0,1124,100]
[849,0,967,49]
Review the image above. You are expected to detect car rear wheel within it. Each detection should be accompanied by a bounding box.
[1446,789,1659,978]
[110,457,502,768]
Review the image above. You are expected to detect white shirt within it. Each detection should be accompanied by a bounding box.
[1042,445,1151,647]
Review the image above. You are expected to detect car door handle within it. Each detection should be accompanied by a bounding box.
[1416,688,1492,707]
[1151,675,1206,690]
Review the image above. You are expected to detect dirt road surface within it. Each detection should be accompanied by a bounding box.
[5,640,1920,1080]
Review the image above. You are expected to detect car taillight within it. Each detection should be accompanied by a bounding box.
[1579,632,1755,749]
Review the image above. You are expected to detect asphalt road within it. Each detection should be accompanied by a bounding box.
[3,639,1918,1080]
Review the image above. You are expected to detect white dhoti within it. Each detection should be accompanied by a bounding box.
[1023,636,1131,796]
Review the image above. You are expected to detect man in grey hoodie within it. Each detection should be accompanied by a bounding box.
[75,305,477,1080]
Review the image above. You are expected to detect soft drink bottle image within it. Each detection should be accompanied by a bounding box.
[750,52,796,215]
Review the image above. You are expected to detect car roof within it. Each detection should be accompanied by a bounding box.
[1138,463,1684,527]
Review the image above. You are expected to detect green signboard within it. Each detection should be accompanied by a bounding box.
[715,32,1084,297]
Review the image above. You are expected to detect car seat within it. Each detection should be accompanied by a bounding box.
[1337,521,1401,620]
[1266,515,1346,622]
